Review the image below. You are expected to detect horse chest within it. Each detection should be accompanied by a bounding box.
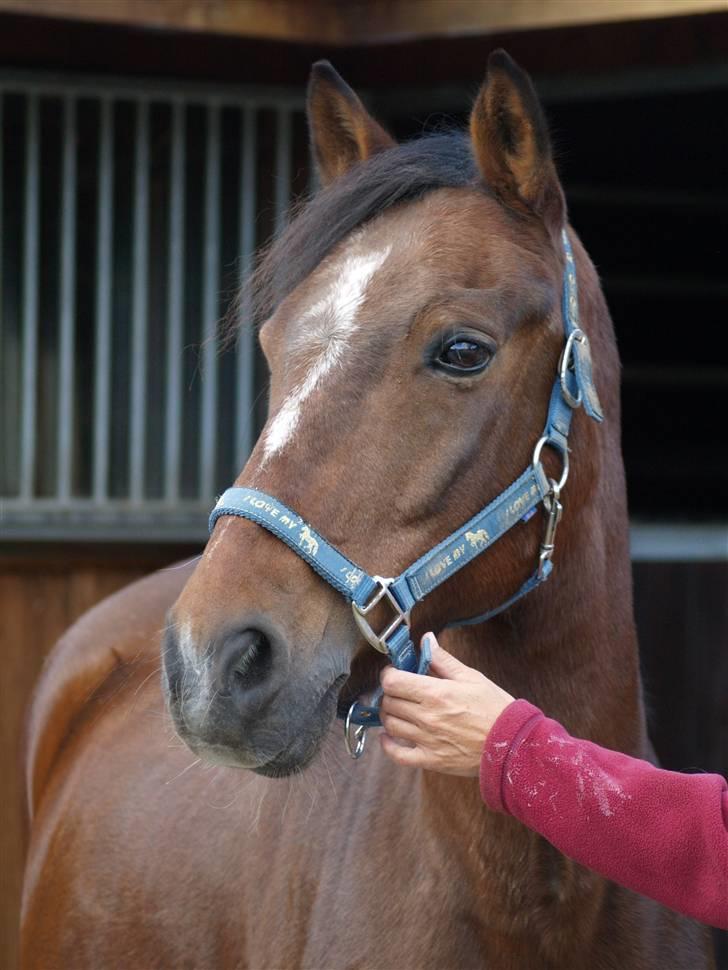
[239,778,572,969]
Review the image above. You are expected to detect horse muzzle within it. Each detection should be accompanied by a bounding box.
[161,618,349,773]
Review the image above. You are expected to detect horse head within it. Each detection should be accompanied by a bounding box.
[163,51,607,776]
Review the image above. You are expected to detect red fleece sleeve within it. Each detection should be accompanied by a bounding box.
[480,699,728,929]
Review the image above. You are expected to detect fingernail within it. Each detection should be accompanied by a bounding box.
[422,631,436,649]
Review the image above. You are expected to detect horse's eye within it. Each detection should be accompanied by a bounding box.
[435,337,492,375]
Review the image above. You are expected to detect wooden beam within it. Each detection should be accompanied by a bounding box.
[0,0,725,44]
[0,0,349,42]
[341,0,728,44]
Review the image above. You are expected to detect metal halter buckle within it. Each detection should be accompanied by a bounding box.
[559,329,587,409]
[344,702,367,759]
[351,576,412,655]
[538,481,563,579]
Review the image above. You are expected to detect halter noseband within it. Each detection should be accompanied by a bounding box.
[209,229,603,759]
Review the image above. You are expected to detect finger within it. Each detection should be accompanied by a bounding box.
[379,733,428,769]
[425,636,475,682]
[380,665,431,701]
[380,694,421,722]
[380,712,422,744]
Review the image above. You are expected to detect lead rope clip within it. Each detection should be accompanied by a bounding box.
[538,481,563,579]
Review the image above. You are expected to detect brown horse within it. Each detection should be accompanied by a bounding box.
[21,53,714,969]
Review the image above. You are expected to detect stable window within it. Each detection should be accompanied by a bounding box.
[0,72,308,540]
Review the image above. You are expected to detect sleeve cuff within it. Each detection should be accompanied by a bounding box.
[479,698,544,814]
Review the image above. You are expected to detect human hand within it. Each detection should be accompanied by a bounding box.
[378,633,515,775]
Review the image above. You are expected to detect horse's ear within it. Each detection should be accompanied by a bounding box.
[470,50,565,238]
[307,61,396,186]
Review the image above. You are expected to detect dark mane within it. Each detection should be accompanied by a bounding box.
[252,131,479,319]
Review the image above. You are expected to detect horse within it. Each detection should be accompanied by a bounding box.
[21,51,714,969]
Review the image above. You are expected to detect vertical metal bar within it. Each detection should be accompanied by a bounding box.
[0,92,10,500]
[0,92,3,340]
[129,99,149,503]
[0,93,4,477]
[57,97,77,501]
[19,94,40,500]
[235,105,257,473]
[199,104,220,500]
[274,106,291,236]
[93,97,113,502]
[164,100,185,502]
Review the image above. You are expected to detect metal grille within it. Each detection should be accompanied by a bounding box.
[0,72,307,540]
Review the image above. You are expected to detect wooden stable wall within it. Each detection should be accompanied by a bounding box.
[0,545,199,970]
[2,552,726,968]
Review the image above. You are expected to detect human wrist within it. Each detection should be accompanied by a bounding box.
[479,699,543,813]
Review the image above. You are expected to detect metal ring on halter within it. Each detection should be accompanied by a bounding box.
[344,702,367,759]
[559,329,586,409]
[532,436,569,493]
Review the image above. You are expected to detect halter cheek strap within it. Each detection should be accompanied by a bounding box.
[208,229,602,759]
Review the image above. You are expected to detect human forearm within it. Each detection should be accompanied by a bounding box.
[481,699,728,929]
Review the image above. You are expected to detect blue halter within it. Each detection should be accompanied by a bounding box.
[209,229,603,758]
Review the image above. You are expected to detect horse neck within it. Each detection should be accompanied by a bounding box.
[420,409,648,852]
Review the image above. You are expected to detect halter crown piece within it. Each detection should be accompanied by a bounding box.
[209,229,603,759]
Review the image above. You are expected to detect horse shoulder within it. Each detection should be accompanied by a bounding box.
[24,559,198,823]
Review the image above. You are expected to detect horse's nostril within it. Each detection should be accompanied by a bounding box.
[216,628,273,697]
[230,632,265,682]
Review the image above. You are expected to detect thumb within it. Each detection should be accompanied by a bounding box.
[423,634,472,681]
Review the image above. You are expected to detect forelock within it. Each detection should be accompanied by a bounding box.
[251,131,480,321]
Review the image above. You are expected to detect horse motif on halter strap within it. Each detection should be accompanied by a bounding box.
[465,529,490,549]
[341,567,365,590]
[298,526,319,556]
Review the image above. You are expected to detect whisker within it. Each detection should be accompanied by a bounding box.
[200,687,221,730]
[165,757,202,785]
[161,556,203,572]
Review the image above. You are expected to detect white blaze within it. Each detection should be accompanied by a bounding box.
[262,244,391,459]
